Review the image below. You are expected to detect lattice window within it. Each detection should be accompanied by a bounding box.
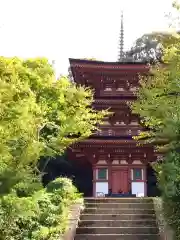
[96,168,108,180]
[131,168,143,181]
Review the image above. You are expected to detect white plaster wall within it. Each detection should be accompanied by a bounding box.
[131,182,145,197]
[95,182,108,196]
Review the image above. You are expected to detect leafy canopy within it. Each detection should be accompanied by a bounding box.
[0,57,107,193]
[131,25,180,239]
[132,32,180,152]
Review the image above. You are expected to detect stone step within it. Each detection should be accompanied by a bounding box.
[85,198,153,204]
[84,208,155,214]
[74,234,160,240]
[79,219,157,227]
[76,227,159,235]
[85,202,154,209]
[80,213,156,221]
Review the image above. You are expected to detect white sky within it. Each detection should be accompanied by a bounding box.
[0,0,174,75]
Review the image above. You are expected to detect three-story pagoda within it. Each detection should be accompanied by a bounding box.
[68,58,157,197]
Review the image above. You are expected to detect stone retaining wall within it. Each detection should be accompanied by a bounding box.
[62,201,84,240]
[153,197,174,240]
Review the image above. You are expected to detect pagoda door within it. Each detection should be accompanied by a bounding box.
[112,168,129,194]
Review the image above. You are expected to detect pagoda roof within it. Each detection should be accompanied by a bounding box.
[73,139,150,147]
[94,99,134,104]
[69,58,150,71]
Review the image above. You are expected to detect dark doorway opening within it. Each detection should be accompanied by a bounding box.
[73,160,93,197]
[147,163,160,197]
[40,154,93,197]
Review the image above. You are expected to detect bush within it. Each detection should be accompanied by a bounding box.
[46,177,81,202]
[154,151,180,239]
[0,177,81,240]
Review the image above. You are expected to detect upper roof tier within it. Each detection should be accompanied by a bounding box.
[69,58,150,97]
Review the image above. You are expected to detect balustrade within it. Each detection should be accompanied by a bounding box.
[94,126,142,137]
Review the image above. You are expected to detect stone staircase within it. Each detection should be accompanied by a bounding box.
[74,198,160,240]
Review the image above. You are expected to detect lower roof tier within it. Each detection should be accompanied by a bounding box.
[68,138,164,165]
[72,138,151,148]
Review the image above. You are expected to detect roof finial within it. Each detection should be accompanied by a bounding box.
[118,11,124,62]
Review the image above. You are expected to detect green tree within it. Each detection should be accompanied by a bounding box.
[126,33,163,63]
[131,28,180,239]
[132,32,180,152]
[126,1,180,63]
[0,57,106,193]
[0,56,107,239]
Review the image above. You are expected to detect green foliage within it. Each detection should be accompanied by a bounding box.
[0,177,81,240]
[0,58,105,194]
[154,152,180,239]
[46,177,81,201]
[132,27,180,239]
[0,167,42,197]
[132,32,180,152]
[0,57,101,239]
[173,1,180,11]
[0,57,106,170]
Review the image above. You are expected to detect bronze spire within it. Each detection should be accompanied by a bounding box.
[118,11,124,62]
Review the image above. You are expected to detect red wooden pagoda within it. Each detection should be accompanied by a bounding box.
[68,58,157,197]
